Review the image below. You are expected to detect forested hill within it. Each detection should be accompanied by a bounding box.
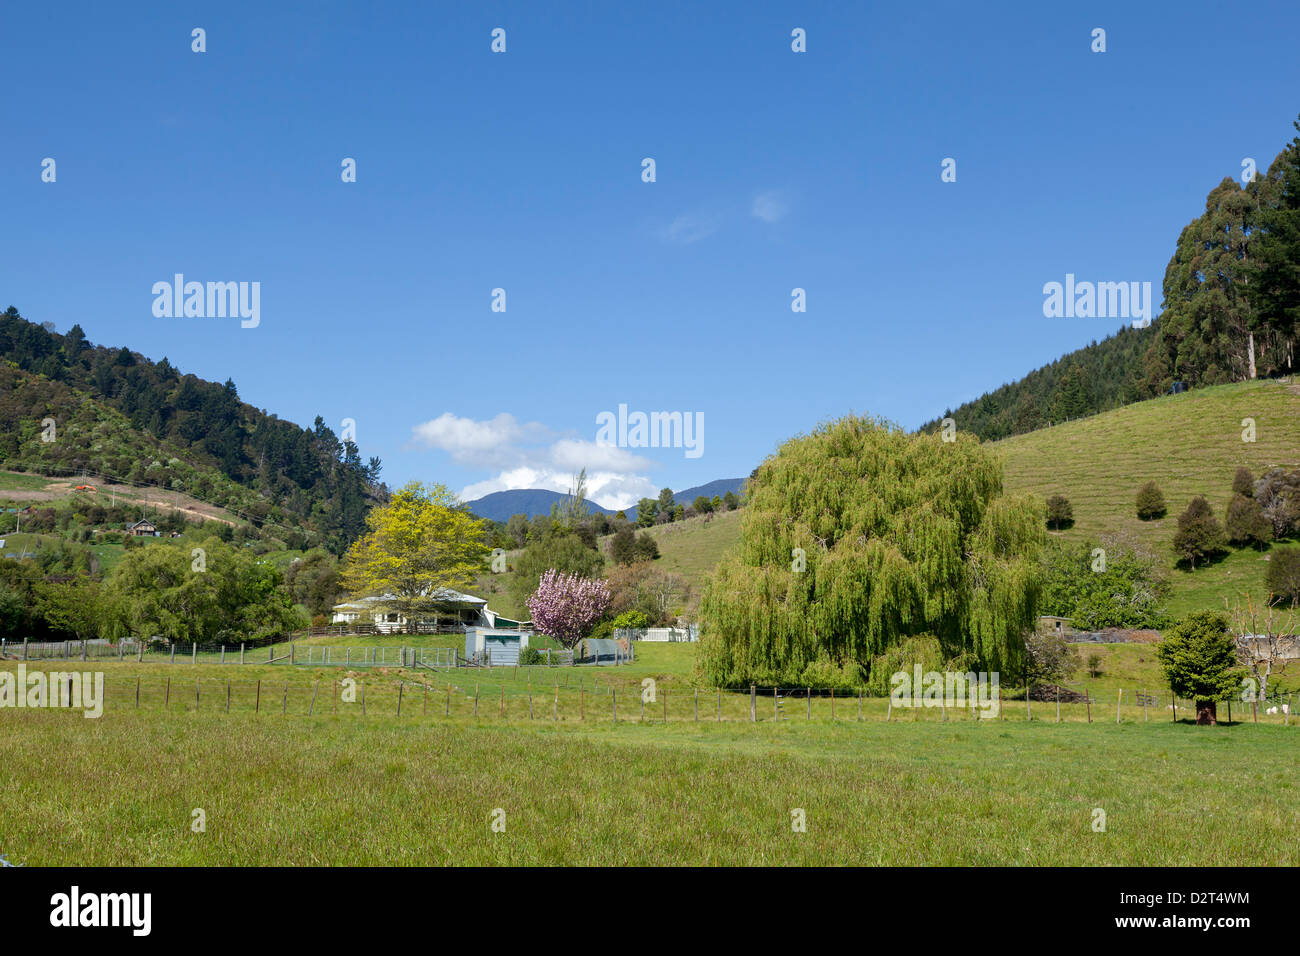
[0,307,382,554]
[920,323,1159,441]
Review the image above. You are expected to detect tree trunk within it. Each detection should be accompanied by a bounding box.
[1248,331,1257,380]
[1195,699,1217,726]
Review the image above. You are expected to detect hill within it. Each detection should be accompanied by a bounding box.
[0,307,381,553]
[996,378,1300,616]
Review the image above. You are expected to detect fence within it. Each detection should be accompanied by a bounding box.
[615,626,698,643]
[4,671,1296,727]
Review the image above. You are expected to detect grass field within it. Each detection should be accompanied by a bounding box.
[3,649,1298,865]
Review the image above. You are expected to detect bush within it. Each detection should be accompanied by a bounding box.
[1253,467,1300,539]
[1045,494,1073,530]
[1135,481,1167,520]
[1172,496,1228,569]
[1232,466,1255,497]
[1225,494,1271,548]
[611,610,650,630]
[517,646,544,665]
[1265,546,1300,608]
[633,532,659,561]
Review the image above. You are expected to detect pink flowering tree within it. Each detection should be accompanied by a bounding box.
[526,569,611,648]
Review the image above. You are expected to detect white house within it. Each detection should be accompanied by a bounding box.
[331,589,528,634]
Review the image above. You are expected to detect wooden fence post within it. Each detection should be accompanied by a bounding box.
[221,645,225,664]
[192,642,197,665]
[169,643,175,664]
[361,681,366,715]
[1056,686,1060,723]
[196,679,200,707]
[135,676,140,708]
[23,638,29,660]
[255,679,260,713]
[165,676,170,708]
[282,681,288,714]
[613,688,617,722]
[474,684,478,716]
[553,683,558,720]
[240,643,244,665]
[581,680,585,721]
[751,685,757,722]
[694,687,698,722]
[397,681,403,717]
[310,681,318,716]
[445,684,450,716]
[1086,683,1091,723]
[81,640,87,662]
[138,639,143,662]
[1116,689,1122,723]
[226,679,231,713]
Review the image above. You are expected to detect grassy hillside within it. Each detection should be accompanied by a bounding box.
[636,508,743,586]
[997,378,1300,616]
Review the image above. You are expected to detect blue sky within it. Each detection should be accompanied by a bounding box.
[3,1,1299,509]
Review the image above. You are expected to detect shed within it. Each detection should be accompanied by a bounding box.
[465,627,531,665]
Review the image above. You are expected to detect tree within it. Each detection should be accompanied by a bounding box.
[505,514,530,548]
[509,525,603,612]
[526,570,611,648]
[1172,496,1228,569]
[609,526,638,566]
[1024,627,1079,685]
[1243,113,1300,377]
[109,537,303,643]
[340,482,490,633]
[633,532,659,562]
[1156,611,1240,725]
[1048,364,1091,421]
[699,415,1044,687]
[635,498,658,528]
[656,488,675,521]
[1225,494,1271,549]
[723,490,739,511]
[1135,481,1167,521]
[1253,468,1300,539]
[693,495,713,514]
[1229,595,1297,710]
[1264,546,1300,608]
[1045,494,1073,530]
[1038,537,1168,630]
[1232,467,1255,498]
[553,469,590,529]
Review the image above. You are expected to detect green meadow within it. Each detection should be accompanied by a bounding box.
[3,641,1298,867]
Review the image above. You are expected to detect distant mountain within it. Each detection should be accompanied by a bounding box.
[466,477,747,523]
[465,490,616,523]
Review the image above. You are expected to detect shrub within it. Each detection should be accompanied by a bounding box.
[1045,494,1073,530]
[611,610,650,630]
[1135,481,1167,520]
[1172,496,1227,569]
[633,532,659,561]
[1253,467,1300,539]
[1265,546,1300,608]
[1232,466,1255,497]
[517,646,544,665]
[1225,494,1271,548]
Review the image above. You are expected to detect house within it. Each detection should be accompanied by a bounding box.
[126,519,158,537]
[331,588,527,634]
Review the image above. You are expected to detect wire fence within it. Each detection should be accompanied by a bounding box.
[5,667,1297,727]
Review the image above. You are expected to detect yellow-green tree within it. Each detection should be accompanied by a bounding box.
[699,415,1045,687]
[340,481,490,632]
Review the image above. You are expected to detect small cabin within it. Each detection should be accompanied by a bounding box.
[126,519,158,537]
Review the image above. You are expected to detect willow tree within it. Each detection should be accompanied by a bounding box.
[698,415,1044,687]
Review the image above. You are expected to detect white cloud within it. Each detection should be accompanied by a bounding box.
[751,190,789,223]
[410,412,659,510]
[659,212,720,244]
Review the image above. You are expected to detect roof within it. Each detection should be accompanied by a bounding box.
[332,589,488,611]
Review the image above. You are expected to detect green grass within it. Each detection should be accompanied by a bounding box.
[3,654,1298,865]
[998,379,1300,615]
[638,508,743,589]
[0,470,52,491]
